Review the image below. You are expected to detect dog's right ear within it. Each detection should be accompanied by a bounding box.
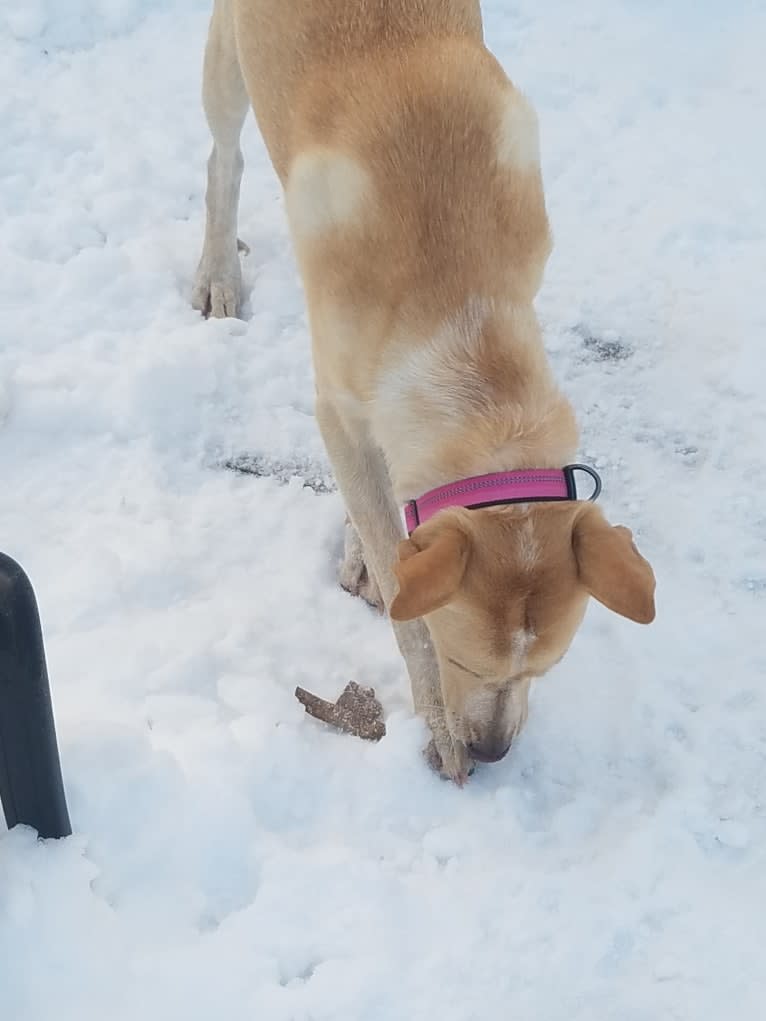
[389,521,471,621]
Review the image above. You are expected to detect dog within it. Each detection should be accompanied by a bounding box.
[192,0,656,783]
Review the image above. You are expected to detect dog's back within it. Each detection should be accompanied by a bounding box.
[231,0,550,400]
[234,0,484,180]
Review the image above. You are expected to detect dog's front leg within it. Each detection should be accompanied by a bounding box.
[339,517,384,612]
[316,399,471,784]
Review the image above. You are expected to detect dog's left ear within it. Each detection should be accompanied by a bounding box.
[572,505,656,624]
[390,520,471,621]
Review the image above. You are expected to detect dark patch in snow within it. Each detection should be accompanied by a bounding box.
[222,453,336,494]
[574,324,634,362]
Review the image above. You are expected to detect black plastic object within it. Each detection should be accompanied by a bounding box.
[0,553,71,839]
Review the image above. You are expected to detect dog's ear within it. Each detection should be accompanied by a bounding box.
[390,520,471,621]
[572,505,656,624]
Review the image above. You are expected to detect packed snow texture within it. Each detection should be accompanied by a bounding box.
[2,1,765,1018]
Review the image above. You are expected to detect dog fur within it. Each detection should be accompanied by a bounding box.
[193,0,656,783]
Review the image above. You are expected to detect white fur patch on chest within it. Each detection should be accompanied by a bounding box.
[286,149,372,238]
[376,297,492,415]
[510,627,535,666]
[515,517,540,571]
[496,91,540,171]
[372,299,493,490]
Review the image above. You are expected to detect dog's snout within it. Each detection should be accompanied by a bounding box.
[460,683,526,764]
[466,736,512,764]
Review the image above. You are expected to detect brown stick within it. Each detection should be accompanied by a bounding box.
[295,681,386,742]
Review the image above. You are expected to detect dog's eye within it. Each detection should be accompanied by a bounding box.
[447,656,486,680]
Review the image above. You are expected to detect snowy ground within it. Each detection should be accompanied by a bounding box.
[2,1,766,1018]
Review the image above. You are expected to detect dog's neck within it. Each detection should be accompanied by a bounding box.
[372,301,579,503]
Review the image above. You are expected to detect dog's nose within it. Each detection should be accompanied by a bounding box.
[466,737,512,764]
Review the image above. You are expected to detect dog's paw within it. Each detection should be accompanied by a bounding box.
[424,734,474,787]
[338,522,384,612]
[192,243,243,319]
[339,558,384,612]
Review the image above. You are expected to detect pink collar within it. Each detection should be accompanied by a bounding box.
[403,464,602,534]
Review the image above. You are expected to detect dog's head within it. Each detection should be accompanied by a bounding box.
[390,502,655,763]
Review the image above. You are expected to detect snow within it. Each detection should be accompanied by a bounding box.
[1,1,765,1017]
